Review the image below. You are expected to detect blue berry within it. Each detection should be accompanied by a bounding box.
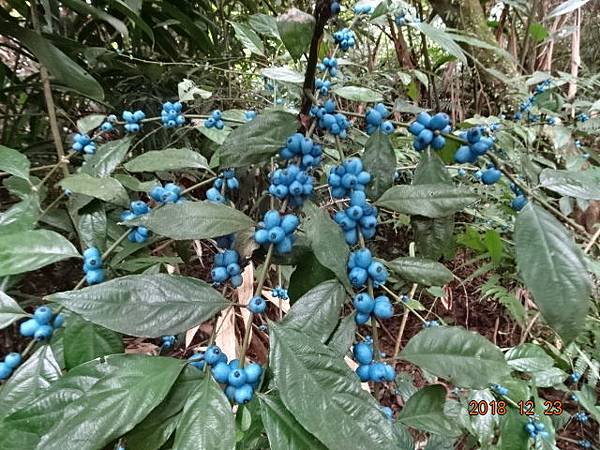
[373,296,393,319]
[33,306,53,325]
[353,293,375,315]
[34,324,54,341]
[481,167,501,185]
[204,345,222,366]
[355,312,370,325]
[368,362,388,382]
[511,195,527,211]
[20,318,40,337]
[4,353,21,369]
[333,28,356,51]
[161,101,185,128]
[243,363,263,384]
[188,353,206,370]
[248,296,267,314]
[356,364,371,382]
[353,342,374,365]
[0,363,12,380]
[212,362,231,384]
[234,384,254,404]
[228,369,247,387]
[86,268,105,285]
[381,406,394,419]
[211,266,228,283]
[244,111,257,121]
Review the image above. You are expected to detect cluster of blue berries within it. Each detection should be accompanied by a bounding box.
[311,100,351,138]
[354,3,373,14]
[510,182,528,211]
[161,101,185,128]
[353,293,393,325]
[123,110,145,133]
[72,133,96,154]
[19,305,64,343]
[353,339,396,383]
[254,210,299,254]
[517,79,552,116]
[279,133,323,168]
[317,57,338,77]
[569,371,582,383]
[271,286,289,300]
[162,335,175,349]
[100,114,117,133]
[334,191,378,245]
[578,440,592,448]
[408,111,452,151]
[525,419,548,440]
[330,0,340,14]
[149,182,184,204]
[491,384,509,396]
[244,110,257,121]
[328,158,371,199]
[423,320,440,328]
[0,352,22,380]
[574,412,589,423]
[365,103,395,135]
[315,79,332,96]
[204,110,225,129]
[121,200,151,243]
[453,126,495,164]
[190,345,262,405]
[333,28,356,51]
[211,249,243,288]
[269,165,314,206]
[577,113,589,123]
[207,169,239,203]
[83,247,104,285]
[347,248,388,288]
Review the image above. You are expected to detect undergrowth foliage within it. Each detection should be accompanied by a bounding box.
[0,1,599,449]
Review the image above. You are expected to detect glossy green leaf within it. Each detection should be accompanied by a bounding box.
[59,174,129,207]
[124,148,209,173]
[76,114,106,134]
[77,201,107,251]
[3,23,103,100]
[531,367,567,387]
[398,385,460,436]
[547,0,590,18]
[261,66,304,83]
[400,327,511,388]
[0,346,61,421]
[81,136,132,177]
[64,316,124,370]
[48,274,229,337]
[414,149,452,185]
[328,314,357,356]
[0,229,80,277]
[258,393,327,450]
[126,366,203,450]
[219,110,299,168]
[130,201,254,240]
[113,174,159,193]
[573,385,600,422]
[497,409,529,450]
[173,376,235,450]
[515,204,592,342]
[281,280,346,343]
[0,291,28,330]
[288,251,336,301]
[468,389,498,445]
[270,324,400,449]
[303,202,350,290]
[0,145,29,180]
[386,257,453,286]
[248,13,280,38]
[362,131,396,199]
[505,343,554,372]
[0,354,184,450]
[0,194,40,235]
[333,86,384,103]
[61,0,128,37]
[377,184,478,218]
[539,168,600,200]
[231,22,265,56]
[276,8,315,60]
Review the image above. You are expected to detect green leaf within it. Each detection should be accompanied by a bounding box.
[0,354,184,450]
[231,22,265,56]
[113,174,159,192]
[219,110,299,168]
[59,174,129,207]
[0,346,61,421]
[288,251,336,301]
[531,367,567,387]
[48,274,229,337]
[276,8,315,61]
[547,0,590,18]
[125,366,203,450]
[261,66,305,84]
[0,193,40,235]
[468,389,498,445]
[515,204,592,342]
[173,377,235,450]
[377,184,478,218]
[332,86,384,103]
[81,136,132,177]
[76,114,106,134]
[414,149,452,185]
[400,327,511,388]
[398,385,460,436]
[483,229,503,264]
[573,385,600,423]
[130,201,254,240]
[0,229,80,277]
[362,131,396,199]
[197,124,231,145]
[528,22,549,42]
[386,257,453,286]
[270,324,400,449]
[539,168,600,200]
[498,409,529,450]
[124,148,209,173]
[258,393,328,450]
[61,0,128,37]
[412,215,455,260]
[0,291,28,330]
[328,314,357,357]
[281,280,346,343]
[3,23,103,100]
[409,21,467,65]
[77,201,107,251]
[64,316,124,370]
[0,145,29,180]
[248,13,280,37]
[302,202,350,290]
[505,344,554,372]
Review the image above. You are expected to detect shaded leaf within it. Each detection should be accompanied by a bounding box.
[288,251,336,301]
[231,22,265,56]
[276,9,315,60]
[505,344,554,372]
[328,314,357,357]
[77,201,107,251]
[386,257,453,286]
[76,114,106,134]
[81,136,132,177]
[398,385,460,436]
[261,67,305,84]
[0,145,29,180]
[64,316,124,370]
[333,86,384,103]
[124,148,209,173]
[539,168,600,200]
[0,291,28,330]
[547,0,591,18]
[362,131,396,199]
[59,174,129,207]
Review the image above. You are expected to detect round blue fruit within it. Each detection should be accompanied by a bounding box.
[234,384,254,404]
[4,352,22,369]
[248,296,267,314]
[33,306,53,325]
[20,318,40,337]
